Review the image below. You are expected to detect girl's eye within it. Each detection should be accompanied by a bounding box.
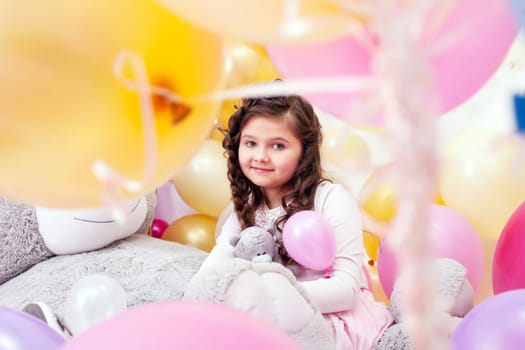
[273,143,285,150]
[245,140,256,148]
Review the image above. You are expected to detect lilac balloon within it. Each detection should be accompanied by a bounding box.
[509,0,525,28]
[154,181,197,224]
[282,210,336,270]
[0,306,65,350]
[450,289,525,350]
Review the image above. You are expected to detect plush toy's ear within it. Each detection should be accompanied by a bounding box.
[230,235,241,247]
[0,196,54,285]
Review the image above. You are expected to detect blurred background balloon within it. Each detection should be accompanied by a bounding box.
[61,301,301,350]
[439,130,525,240]
[64,274,127,336]
[158,0,365,45]
[322,127,371,170]
[450,289,525,350]
[509,0,525,28]
[0,306,66,350]
[492,200,525,294]
[216,41,282,132]
[282,210,336,271]
[0,0,224,208]
[363,231,380,262]
[161,214,217,252]
[359,163,443,225]
[154,181,197,225]
[172,139,230,218]
[267,0,517,124]
[377,204,484,297]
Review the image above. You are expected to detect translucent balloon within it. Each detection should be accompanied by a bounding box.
[65,274,127,336]
[172,139,230,218]
[158,0,364,45]
[282,210,336,271]
[0,0,224,208]
[439,130,525,239]
[161,214,217,253]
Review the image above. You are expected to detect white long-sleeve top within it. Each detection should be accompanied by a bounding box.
[217,181,367,314]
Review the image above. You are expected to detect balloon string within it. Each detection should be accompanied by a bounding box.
[370,0,445,349]
[279,0,366,40]
[91,50,158,222]
[190,75,376,103]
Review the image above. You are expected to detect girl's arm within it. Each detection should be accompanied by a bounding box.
[299,183,365,314]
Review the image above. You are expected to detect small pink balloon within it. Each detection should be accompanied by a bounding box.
[150,218,169,239]
[282,210,336,271]
[376,204,484,297]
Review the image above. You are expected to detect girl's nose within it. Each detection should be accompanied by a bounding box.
[254,148,269,162]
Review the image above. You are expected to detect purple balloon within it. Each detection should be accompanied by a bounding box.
[450,289,525,350]
[0,306,65,350]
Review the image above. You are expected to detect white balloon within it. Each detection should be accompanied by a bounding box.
[64,274,127,335]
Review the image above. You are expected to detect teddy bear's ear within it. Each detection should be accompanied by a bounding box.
[0,196,54,285]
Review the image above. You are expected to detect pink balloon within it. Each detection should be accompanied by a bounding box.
[376,204,484,297]
[267,0,517,124]
[154,181,197,224]
[60,301,301,350]
[493,201,525,294]
[282,210,336,270]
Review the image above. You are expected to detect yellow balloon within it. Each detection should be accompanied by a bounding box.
[363,231,380,262]
[172,139,230,218]
[439,130,525,240]
[161,214,217,253]
[159,0,366,45]
[359,164,398,223]
[217,42,281,129]
[0,0,225,208]
[359,163,443,223]
[322,128,370,169]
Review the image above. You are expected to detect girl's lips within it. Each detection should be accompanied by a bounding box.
[251,166,273,172]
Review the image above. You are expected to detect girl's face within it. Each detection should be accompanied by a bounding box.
[238,115,302,203]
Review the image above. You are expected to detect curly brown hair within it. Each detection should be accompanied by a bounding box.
[222,93,327,242]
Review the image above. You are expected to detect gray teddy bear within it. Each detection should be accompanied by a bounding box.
[373,258,475,349]
[230,226,276,263]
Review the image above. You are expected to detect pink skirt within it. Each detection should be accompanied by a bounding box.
[324,289,393,350]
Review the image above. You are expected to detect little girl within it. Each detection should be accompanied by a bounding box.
[216,93,392,350]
